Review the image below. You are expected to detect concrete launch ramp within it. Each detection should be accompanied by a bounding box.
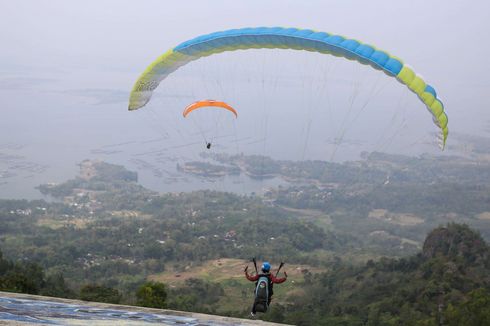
[0,291,287,325]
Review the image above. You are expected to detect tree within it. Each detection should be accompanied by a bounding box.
[41,273,75,299]
[445,288,490,326]
[136,281,167,309]
[80,284,121,304]
[0,262,45,294]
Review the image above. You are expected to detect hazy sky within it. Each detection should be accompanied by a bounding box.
[2,0,489,127]
[0,0,489,197]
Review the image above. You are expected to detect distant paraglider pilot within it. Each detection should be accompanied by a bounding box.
[245,260,287,316]
[181,100,236,151]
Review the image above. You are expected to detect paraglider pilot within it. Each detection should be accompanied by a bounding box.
[245,260,287,316]
[206,142,211,149]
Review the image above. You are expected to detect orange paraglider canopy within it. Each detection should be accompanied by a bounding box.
[183,100,238,118]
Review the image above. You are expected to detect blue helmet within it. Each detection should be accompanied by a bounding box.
[261,262,271,272]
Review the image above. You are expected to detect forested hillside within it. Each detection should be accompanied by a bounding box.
[1,155,489,324]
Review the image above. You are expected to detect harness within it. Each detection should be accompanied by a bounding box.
[253,273,273,313]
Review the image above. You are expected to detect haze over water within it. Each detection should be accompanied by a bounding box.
[1,1,489,199]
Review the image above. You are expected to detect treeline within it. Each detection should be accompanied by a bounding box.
[0,246,223,314]
[2,219,490,325]
[258,224,490,325]
[0,190,345,295]
[0,249,73,298]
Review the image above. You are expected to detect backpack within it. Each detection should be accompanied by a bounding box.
[253,275,271,313]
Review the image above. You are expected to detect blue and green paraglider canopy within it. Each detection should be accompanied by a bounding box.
[129,27,447,148]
